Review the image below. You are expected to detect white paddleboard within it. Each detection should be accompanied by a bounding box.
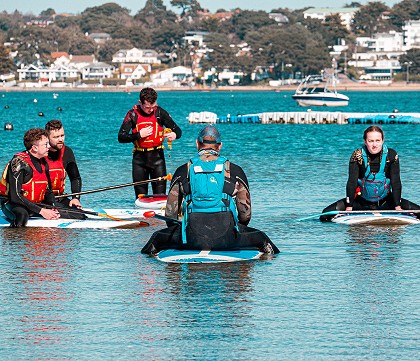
[0,214,145,229]
[135,195,167,210]
[156,249,263,263]
[332,212,420,225]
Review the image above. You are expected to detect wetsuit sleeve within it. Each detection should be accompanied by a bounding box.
[157,107,182,139]
[7,156,43,214]
[165,164,187,225]
[118,108,141,143]
[346,149,362,206]
[230,163,251,226]
[387,149,402,206]
[63,147,82,199]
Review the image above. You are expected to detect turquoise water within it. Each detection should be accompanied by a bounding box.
[0,90,419,360]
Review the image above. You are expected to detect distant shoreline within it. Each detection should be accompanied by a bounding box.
[1,82,420,93]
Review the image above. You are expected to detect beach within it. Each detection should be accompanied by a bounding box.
[2,81,420,92]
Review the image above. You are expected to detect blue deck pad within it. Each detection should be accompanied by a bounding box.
[156,249,263,263]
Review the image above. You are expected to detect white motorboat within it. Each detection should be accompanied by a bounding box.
[292,74,349,107]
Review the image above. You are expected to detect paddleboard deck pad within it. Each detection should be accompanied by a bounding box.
[332,211,420,225]
[135,195,167,210]
[156,249,263,263]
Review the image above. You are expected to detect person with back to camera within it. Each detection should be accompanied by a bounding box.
[142,125,279,255]
[320,125,420,221]
[118,87,182,198]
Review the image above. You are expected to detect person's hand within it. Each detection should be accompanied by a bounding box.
[69,198,82,208]
[345,207,353,211]
[139,126,153,138]
[395,205,402,211]
[39,208,60,220]
[164,131,176,141]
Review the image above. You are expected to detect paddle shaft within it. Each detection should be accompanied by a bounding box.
[55,174,171,199]
[143,211,181,225]
[298,209,420,221]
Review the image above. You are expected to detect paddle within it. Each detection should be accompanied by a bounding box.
[297,209,420,222]
[55,174,172,199]
[36,203,149,226]
[143,210,181,225]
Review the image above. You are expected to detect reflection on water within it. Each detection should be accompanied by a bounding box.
[1,228,78,350]
[345,225,404,261]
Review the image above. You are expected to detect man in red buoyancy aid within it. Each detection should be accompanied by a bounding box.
[0,128,60,227]
[45,120,84,215]
[118,87,182,198]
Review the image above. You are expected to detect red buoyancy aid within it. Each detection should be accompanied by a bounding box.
[46,146,66,196]
[132,107,164,150]
[0,151,48,202]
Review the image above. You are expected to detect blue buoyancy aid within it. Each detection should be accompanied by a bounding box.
[358,144,391,202]
[182,156,239,243]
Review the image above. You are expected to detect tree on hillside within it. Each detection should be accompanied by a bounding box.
[97,38,133,61]
[390,0,420,29]
[112,26,152,49]
[80,3,132,34]
[134,0,178,29]
[229,10,276,40]
[323,14,350,46]
[0,44,15,73]
[170,0,203,17]
[399,48,420,75]
[199,32,237,71]
[246,23,331,76]
[351,2,392,36]
[40,8,56,16]
[151,22,185,54]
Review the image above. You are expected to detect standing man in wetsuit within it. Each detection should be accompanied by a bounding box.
[0,128,60,227]
[45,119,83,210]
[141,125,279,255]
[118,87,182,198]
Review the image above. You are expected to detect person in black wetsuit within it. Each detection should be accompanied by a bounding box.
[118,87,182,198]
[45,120,84,209]
[141,125,279,255]
[321,126,420,221]
[45,120,85,219]
[0,128,61,227]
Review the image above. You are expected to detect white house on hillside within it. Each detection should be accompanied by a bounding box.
[151,66,192,86]
[402,20,420,50]
[303,7,359,29]
[81,62,115,80]
[356,31,404,52]
[112,48,161,64]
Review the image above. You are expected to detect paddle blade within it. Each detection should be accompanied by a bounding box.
[165,173,172,181]
[143,211,156,218]
[138,221,150,227]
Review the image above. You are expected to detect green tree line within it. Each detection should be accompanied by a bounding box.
[0,0,419,80]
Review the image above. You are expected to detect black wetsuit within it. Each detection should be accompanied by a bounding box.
[1,153,56,227]
[118,105,181,198]
[48,146,82,208]
[141,155,279,254]
[321,147,420,221]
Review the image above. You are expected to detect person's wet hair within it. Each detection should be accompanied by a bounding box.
[363,125,384,140]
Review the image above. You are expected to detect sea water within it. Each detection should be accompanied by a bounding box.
[0,90,419,360]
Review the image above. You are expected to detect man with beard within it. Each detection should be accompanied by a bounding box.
[0,128,60,227]
[45,120,84,215]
